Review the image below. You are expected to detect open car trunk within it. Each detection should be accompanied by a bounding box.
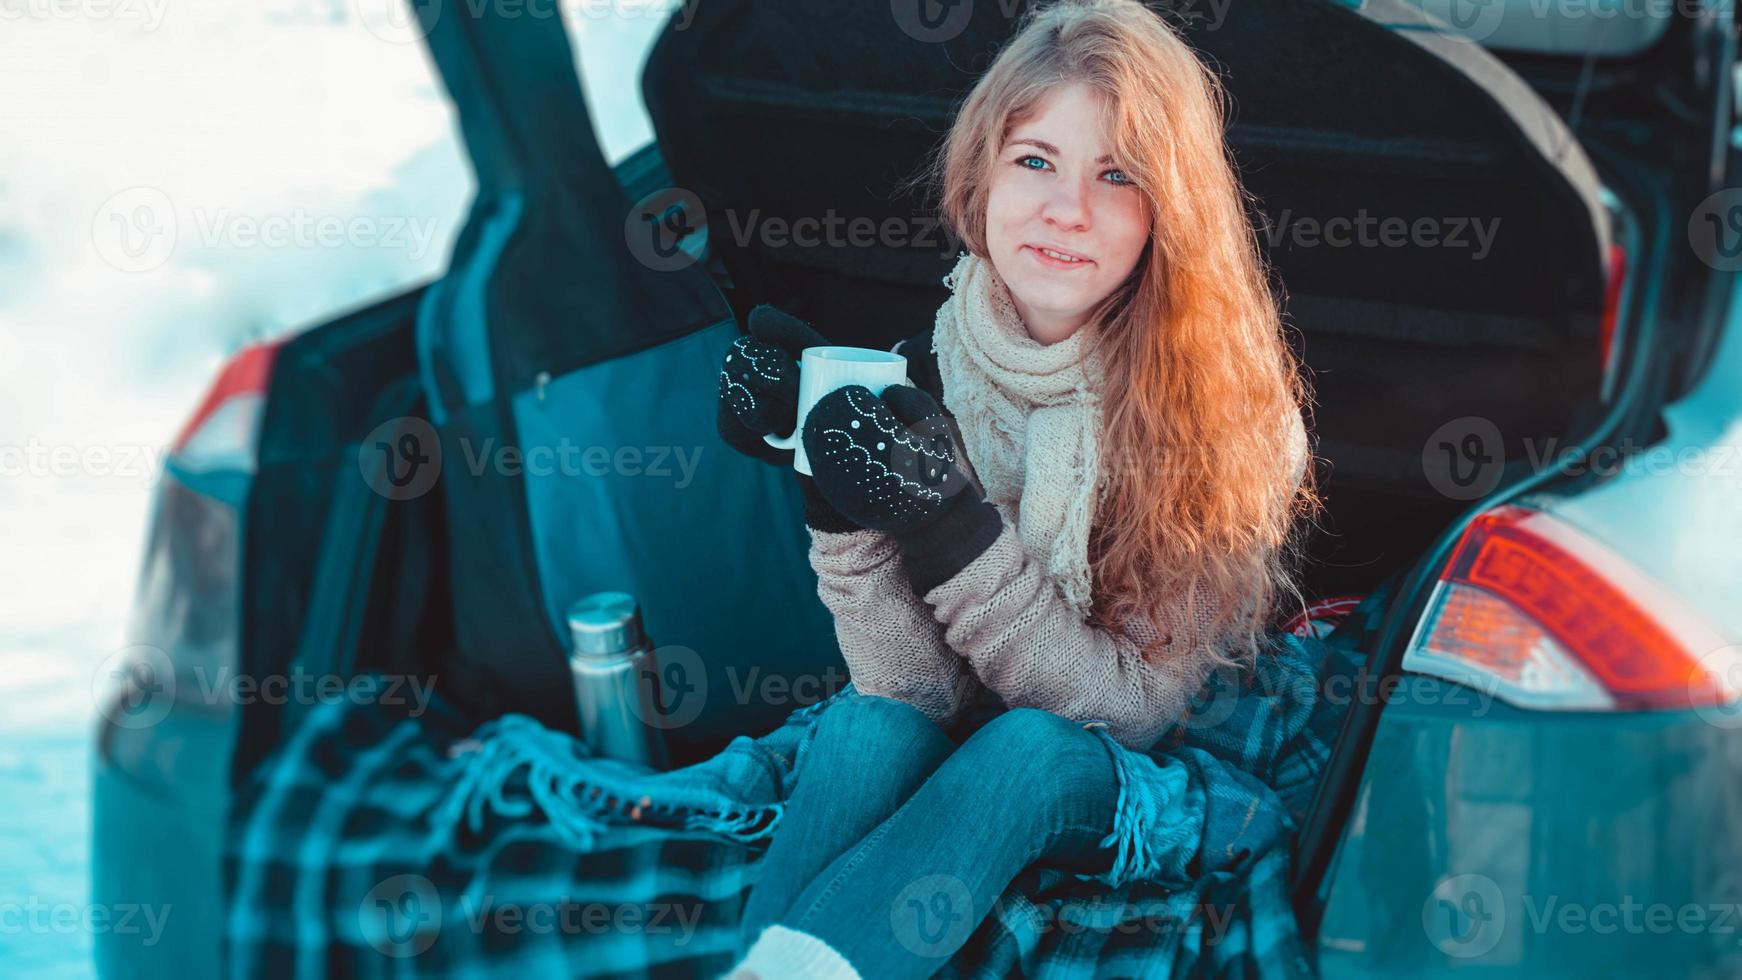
[393,0,1622,818]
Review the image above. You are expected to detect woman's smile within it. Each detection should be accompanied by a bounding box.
[1023,244,1096,269]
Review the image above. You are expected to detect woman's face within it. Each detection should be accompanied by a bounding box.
[984,81,1151,346]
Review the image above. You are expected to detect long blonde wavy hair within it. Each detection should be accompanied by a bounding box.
[910,0,1324,668]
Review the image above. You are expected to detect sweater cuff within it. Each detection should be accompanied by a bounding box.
[727,923,861,980]
[894,494,1004,597]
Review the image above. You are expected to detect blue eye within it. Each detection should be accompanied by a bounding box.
[1014,155,1134,187]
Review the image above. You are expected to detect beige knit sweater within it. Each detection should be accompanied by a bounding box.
[807,337,1311,752]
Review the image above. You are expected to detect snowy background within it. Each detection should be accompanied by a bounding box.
[0,1,664,973]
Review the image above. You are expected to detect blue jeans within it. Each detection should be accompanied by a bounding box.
[736,694,1121,977]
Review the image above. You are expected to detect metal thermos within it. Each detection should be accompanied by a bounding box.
[566,591,671,771]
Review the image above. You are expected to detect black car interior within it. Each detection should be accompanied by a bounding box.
[642,0,1614,600]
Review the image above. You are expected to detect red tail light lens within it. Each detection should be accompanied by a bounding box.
[1404,504,1736,711]
[169,339,283,473]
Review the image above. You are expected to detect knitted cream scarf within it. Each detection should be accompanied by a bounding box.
[931,250,1107,612]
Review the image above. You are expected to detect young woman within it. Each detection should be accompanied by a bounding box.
[713,1,1320,975]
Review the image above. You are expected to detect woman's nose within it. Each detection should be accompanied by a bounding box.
[1041,175,1092,231]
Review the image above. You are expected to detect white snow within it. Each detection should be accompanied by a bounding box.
[0,2,668,973]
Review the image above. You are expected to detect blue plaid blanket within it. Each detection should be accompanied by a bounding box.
[226,628,1363,978]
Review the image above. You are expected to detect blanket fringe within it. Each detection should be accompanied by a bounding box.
[434,716,786,851]
[1081,725,1161,889]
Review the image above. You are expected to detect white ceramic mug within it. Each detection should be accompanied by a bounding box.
[764,346,909,475]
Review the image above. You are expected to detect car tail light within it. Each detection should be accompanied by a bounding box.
[169,339,283,473]
[1403,503,1738,711]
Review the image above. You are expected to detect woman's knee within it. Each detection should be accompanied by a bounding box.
[951,708,1117,804]
[811,691,942,748]
[966,706,1094,752]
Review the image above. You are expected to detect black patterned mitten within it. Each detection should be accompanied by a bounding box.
[715,305,859,532]
[715,305,829,467]
[802,384,1004,594]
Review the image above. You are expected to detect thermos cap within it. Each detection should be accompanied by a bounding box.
[567,591,647,657]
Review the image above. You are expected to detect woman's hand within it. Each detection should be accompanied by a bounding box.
[801,383,1001,539]
[715,304,825,465]
[715,304,859,533]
